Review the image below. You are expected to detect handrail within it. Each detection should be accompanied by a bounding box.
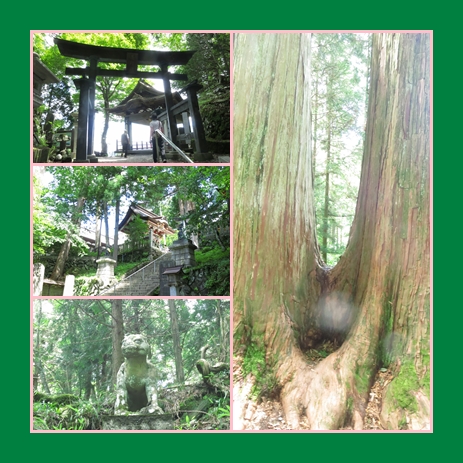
[156,129,194,163]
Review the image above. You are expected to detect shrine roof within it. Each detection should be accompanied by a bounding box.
[54,38,196,66]
[118,203,175,234]
[108,79,183,116]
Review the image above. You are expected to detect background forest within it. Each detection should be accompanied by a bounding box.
[33,299,230,430]
[311,33,370,265]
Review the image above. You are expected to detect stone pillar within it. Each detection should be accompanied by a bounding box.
[96,257,116,286]
[33,263,45,296]
[169,237,197,267]
[63,275,75,296]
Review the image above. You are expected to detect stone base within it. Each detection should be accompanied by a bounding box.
[96,257,116,286]
[102,414,174,430]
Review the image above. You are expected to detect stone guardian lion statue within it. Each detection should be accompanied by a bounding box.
[114,334,163,415]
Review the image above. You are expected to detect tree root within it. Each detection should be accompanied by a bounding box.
[277,340,375,430]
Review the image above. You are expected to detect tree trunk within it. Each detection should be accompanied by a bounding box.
[112,198,120,262]
[217,300,228,363]
[103,201,110,255]
[95,205,102,258]
[168,299,185,384]
[111,299,124,388]
[50,197,85,281]
[34,300,51,393]
[233,33,430,430]
[101,103,110,154]
[179,198,198,247]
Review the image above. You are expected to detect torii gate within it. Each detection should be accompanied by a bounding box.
[54,38,196,162]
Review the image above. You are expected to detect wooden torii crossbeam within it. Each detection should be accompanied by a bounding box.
[54,38,196,161]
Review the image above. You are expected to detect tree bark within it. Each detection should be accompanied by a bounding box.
[216,300,228,363]
[233,33,430,430]
[103,201,110,255]
[50,197,85,281]
[168,299,185,384]
[112,198,120,262]
[95,205,102,258]
[111,299,124,388]
[34,300,51,393]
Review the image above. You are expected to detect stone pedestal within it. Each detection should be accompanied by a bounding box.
[33,263,45,296]
[96,257,116,286]
[63,275,75,296]
[169,237,197,267]
[102,414,174,431]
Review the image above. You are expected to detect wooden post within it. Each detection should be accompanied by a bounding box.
[185,83,209,157]
[73,78,90,162]
[182,112,191,134]
[161,65,178,143]
[87,56,99,156]
[125,115,132,150]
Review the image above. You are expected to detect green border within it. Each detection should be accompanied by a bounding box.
[5,2,454,461]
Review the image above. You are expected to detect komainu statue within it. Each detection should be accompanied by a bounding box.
[114,334,163,415]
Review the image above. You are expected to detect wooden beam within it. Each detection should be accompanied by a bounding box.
[55,38,196,66]
[126,52,139,75]
[65,67,188,80]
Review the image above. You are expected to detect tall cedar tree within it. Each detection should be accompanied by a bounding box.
[233,33,430,430]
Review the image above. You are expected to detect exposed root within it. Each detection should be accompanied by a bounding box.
[233,353,430,431]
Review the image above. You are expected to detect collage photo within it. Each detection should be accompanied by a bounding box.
[31,30,432,433]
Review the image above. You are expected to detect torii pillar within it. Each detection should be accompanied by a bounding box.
[73,77,90,162]
[184,82,209,157]
[86,56,99,156]
[161,65,178,143]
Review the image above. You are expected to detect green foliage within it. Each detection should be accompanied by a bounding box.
[73,276,102,296]
[33,171,89,256]
[420,349,430,398]
[33,393,105,430]
[175,390,230,431]
[185,245,230,295]
[114,258,151,278]
[125,216,149,244]
[354,364,370,395]
[157,33,230,142]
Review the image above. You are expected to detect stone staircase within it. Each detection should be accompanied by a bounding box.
[99,252,173,296]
